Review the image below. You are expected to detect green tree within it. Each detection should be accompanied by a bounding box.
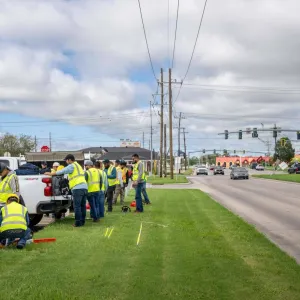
[273,137,295,163]
[189,156,200,165]
[0,133,35,156]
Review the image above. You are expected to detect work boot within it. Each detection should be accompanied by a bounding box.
[16,244,24,250]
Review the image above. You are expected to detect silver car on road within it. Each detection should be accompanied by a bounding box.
[230,167,249,180]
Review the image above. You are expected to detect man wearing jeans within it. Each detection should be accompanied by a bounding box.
[84,160,101,222]
[45,154,88,227]
[103,159,116,212]
[95,161,107,218]
[132,154,146,213]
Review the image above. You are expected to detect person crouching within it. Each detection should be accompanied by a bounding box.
[0,194,31,249]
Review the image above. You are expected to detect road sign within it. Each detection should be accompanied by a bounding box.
[279,162,288,170]
[41,146,50,152]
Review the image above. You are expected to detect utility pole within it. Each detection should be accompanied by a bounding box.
[168,68,174,179]
[150,100,153,175]
[142,132,145,148]
[182,128,188,170]
[159,68,164,177]
[164,123,167,177]
[49,132,52,152]
[34,136,37,152]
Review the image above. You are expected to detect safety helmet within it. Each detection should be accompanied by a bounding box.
[84,160,93,166]
[53,162,60,167]
[6,194,19,203]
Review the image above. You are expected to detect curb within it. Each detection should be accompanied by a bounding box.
[251,176,300,185]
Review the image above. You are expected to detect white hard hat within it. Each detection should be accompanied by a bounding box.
[53,162,60,167]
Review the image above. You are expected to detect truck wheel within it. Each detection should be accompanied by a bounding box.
[29,214,44,226]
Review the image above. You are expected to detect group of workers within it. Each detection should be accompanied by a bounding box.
[0,152,151,248]
[45,153,151,227]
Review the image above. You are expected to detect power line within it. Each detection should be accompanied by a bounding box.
[137,0,157,81]
[173,0,208,105]
[171,0,180,69]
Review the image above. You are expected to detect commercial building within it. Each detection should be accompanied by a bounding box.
[216,156,271,168]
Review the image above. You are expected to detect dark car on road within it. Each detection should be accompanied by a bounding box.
[288,163,300,174]
[230,167,249,180]
[214,166,224,175]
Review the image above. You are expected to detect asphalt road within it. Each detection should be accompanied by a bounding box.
[152,169,300,263]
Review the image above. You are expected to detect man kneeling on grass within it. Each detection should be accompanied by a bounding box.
[0,194,31,249]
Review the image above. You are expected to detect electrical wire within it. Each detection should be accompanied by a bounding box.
[137,0,158,81]
[173,0,208,105]
[171,0,180,69]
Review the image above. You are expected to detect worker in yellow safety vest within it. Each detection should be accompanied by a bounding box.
[51,162,60,173]
[0,194,31,249]
[103,159,116,212]
[95,161,107,218]
[113,159,124,205]
[0,163,20,205]
[131,153,146,212]
[120,161,129,204]
[84,160,101,222]
[45,154,88,227]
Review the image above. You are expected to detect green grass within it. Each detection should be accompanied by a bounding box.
[253,174,300,182]
[147,175,188,185]
[1,189,300,299]
[182,168,193,175]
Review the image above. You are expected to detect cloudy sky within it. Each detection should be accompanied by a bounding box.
[0,0,300,155]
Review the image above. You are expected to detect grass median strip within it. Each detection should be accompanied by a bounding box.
[1,189,300,299]
[253,173,300,182]
[147,175,188,185]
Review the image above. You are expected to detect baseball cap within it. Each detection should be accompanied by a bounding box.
[53,162,60,167]
[64,154,75,161]
[84,160,93,166]
[103,159,110,164]
[41,161,47,166]
[0,162,11,173]
[115,159,121,164]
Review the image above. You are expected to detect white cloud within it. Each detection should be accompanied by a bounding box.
[0,0,300,152]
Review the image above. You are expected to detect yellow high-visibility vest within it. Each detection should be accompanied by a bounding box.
[107,166,116,187]
[0,173,18,204]
[115,166,122,184]
[0,202,27,232]
[97,169,107,191]
[86,168,101,193]
[132,161,145,181]
[57,165,64,171]
[122,167,128,183]
[68,162,86,189]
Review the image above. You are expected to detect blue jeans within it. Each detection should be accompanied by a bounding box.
[87,192,100,221]
[142,181,150,204]
[0,228,31,248]
[72,189,87,226]
[99,191,105,218]
[135,183,144,212]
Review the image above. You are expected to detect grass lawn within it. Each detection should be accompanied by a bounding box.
[147,175,188,185]
[182,168,193,175]
[1,189,300,299]
[253,173,300,182]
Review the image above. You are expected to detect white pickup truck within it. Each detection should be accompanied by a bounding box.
[0,156,72,226]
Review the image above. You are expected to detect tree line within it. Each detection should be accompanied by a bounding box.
[0,133,35,156]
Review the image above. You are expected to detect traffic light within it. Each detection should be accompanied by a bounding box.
[252,128,258,138]
[225,130,228,139]
[223,149,227,155]
[273,127,277,138]
[297,131,300,140]
[238,130,242,140]
[213,149,216,154]
[203,149,205,153]
[243,150,245,154]
[280,138,286,147]
[234,150,236,154]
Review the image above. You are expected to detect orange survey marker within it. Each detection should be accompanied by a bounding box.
[33,238,56,244]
